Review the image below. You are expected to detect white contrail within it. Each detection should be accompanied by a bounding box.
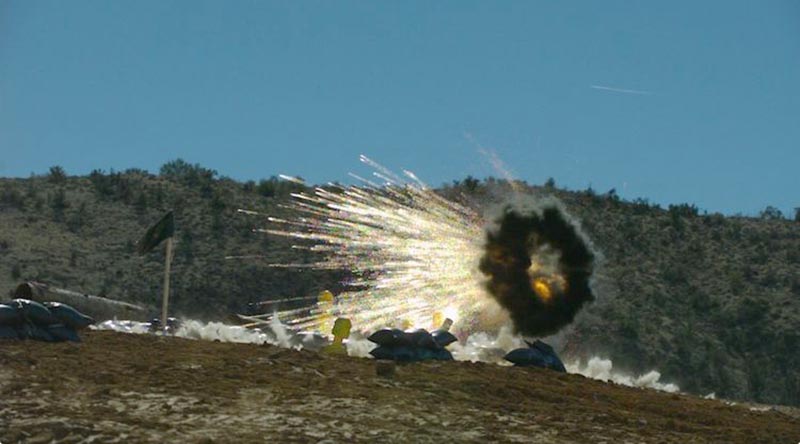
[590,84,653,96]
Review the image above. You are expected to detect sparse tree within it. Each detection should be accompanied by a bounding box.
[89,169,113,198]
[50,188,69,222]
[159,158,217,196]
[759,206,783,220]
[66,201,87,233]
[134,192,148,215]
[257,178,277,197]
[124,167,149,176]
[47,166,67,184]
[152,185,165,207]
[461,176,479,193]
[668,203,699,218]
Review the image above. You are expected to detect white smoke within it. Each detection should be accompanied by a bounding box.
[449,325,526,363]
[95,319,678,393]
[267,315,295,348]
[332,330,371,358]
[93,319,151,335]
[93,318,297,348]
[566,357,679,393]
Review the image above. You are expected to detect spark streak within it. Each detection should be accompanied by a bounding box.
[258,156,594,338]
[263,156,493,332]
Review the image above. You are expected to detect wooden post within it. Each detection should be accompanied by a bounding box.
[161,237,174,333]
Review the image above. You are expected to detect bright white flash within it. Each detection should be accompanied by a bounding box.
[261,156,496,333]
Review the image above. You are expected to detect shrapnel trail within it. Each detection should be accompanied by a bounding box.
[256,156,595,337]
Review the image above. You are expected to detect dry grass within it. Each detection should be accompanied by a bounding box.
[1,331,798,443]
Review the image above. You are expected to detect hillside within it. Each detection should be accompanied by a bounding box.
[0,163,798,406]
[2,330,799,443]
[0,163,345,319]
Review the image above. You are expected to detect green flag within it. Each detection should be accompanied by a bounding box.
[137,211,175,255]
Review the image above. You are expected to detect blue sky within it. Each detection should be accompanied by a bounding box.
[1,1,798,216]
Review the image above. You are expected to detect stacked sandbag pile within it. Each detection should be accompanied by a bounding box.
[368,328,458,362]
[0,299,94,342]
[504,340,566,372]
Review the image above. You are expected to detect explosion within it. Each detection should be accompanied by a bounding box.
[479,203,595,337]
[259,156,595,337]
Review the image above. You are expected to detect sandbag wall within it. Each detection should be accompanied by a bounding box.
[369,328,458,362]
[504,340,566,372]
[0,299,94,342]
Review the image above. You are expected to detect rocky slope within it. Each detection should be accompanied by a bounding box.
[1,165,798,406]
[1,331,798,443]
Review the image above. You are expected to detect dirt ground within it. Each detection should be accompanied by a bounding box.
[1,331,798,443]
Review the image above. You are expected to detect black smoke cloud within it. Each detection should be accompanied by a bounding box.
[479,202,595,337]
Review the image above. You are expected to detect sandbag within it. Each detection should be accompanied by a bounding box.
[0,304,20,326]
[432,330,458,347]
[370,345,454,362]
[408,329,440,350]
[10,299,58,326]
[369,345,392,360]
[368,329,412,347]
[44,302,95,330]
[437,348,455,361]
[370,345,416,362]
[0,325,19,340]
[528,340,566,372]
[414,347,454,361]
[505,348,543,365]
[526,339,556,355]
[47,324,81,342]
[504,340,566,372]
[18,323,56,342]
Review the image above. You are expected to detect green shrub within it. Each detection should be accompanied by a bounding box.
[50,188,69,222]
[0,186,25,209]
[66,202,87,233]
[159,159,217,197]
[10,263,21,280]
[47,166,67,184]
[759,206,784,220]
[668,203,699,218]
